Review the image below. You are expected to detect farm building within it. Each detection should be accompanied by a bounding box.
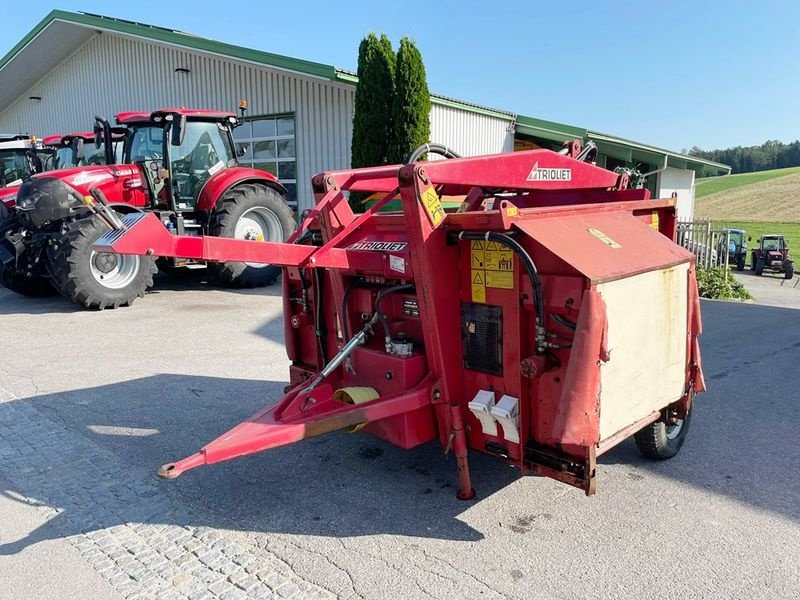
[0,10,730,216]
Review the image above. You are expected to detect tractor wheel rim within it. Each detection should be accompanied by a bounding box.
[234,207,283,269]
[665,419,684,440]
[90,250,140,289]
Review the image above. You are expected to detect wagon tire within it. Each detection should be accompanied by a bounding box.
[48,215,156,309]
[634,404,692,460]
[755,258,765,276]
[208,183,295,288]
[784,261,794,280]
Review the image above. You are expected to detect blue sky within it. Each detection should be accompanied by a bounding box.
[2,1,798,151]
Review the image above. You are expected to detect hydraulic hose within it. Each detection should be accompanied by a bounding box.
[314,268,327,366]
[404,143,461,164]
[455,231,546,353]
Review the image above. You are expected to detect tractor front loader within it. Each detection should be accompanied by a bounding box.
[95,142,704,498]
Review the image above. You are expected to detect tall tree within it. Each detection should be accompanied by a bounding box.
[350,33,395,211]
[387,38,431,164]
[351,33,395,169]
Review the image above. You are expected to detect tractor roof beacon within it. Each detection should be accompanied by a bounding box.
[94,139,705,499]
[0,106,296,308]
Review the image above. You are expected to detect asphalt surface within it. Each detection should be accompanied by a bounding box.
[733,269,800,310]
[1,271,799,599]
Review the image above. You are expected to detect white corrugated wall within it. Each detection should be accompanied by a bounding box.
[0,33,355,211]
[429,103,515,158]
[0,31,516,209]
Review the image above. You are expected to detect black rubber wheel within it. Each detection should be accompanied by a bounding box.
[208,183,296,288]
[785,261,794,280]
[48,215,157,309]
[755,258,765,276]
[750,254,757,271]
[736,255,745,271]
[634,404,692,460]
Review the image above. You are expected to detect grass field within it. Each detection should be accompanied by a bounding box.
[695,171,800,222]
[715,221,800,255]
[696,166,800,198]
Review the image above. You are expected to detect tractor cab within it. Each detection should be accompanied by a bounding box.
[0,134,46,188]
[42,132,124,170]
[727,229,745,254]
[110,109,240,213]
[760,235,786,253]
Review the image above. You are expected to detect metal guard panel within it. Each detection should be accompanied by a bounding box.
[514,211,693,284]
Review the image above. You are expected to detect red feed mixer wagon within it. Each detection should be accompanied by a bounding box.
[95,141,705,498]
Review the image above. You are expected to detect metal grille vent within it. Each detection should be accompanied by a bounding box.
[461,303,503,375]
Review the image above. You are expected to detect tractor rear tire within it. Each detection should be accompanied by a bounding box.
[48,216,157,309]
[785,261,794,280]
[634,404,692,460]
[736,255,745,271]
[755,258,765,276]
[208,183,296,288]
[750,254,757,271]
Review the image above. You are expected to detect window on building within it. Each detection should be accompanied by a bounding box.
[234,115,297,207]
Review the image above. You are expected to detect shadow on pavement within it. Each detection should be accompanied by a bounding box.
[1,300,798,557]
[0,373,517,555]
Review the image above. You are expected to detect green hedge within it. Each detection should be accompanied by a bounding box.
[696,267,752,300]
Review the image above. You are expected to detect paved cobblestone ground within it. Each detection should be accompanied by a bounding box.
[0,384,331,600]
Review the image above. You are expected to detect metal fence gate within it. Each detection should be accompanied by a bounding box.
[676,219,731,271]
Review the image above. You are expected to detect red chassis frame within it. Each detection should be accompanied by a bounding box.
[96,147,704,498]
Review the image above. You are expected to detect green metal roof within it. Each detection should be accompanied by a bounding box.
[0,10,338,79]
[588,131,731,176]
[514,113,730,176]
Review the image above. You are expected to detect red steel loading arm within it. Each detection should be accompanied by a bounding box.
[93,212,317,265]
[158,378,433,479]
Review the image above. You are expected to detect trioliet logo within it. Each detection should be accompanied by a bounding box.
[526,162,572,182]
[348,240,408,252]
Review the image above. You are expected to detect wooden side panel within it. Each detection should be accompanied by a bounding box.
[596,263,689,440]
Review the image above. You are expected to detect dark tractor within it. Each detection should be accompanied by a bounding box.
[0,108,295,308]
[721,228,747,271]
[750,234,794,279]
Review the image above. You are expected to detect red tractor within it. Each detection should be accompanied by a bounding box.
[750,234,794,279]
[0,108,295,306]
[41,131,125,171]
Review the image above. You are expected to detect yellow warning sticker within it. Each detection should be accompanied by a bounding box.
[471,270,486,303]
[469,238,515,295]
[588,228,622,249]
[486,270,514,289]
[485,248,514,272]
[470,240,485,269]
[650,211,660,231]
[423,187,446,226]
